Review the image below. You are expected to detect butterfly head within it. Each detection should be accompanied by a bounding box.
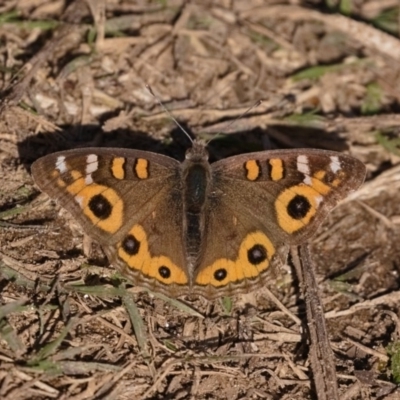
[185,139,209,163]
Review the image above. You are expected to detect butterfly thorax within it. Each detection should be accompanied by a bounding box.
[182,141,211,284]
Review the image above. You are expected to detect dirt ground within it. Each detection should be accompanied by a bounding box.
[1,1,400,399]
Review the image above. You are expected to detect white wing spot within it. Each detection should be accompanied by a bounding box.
[85,174,93,185]
[86,154,99,174]
[297,155,312,186]
[330,156,341,173]
[315,196,323,206]
[303,175,312,185]
[75,195,84,208]
[297,155,310,176]
[55,156,67,173]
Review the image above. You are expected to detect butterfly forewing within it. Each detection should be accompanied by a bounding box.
[211,149,366,244]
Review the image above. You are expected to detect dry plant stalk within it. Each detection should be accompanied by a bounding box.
[291,244,339,400]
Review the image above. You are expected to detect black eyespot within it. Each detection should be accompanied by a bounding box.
[159,266,171,279]
[287,194,311,219]
[88,194,112,219]
[122,234,140,255]
[247,244,267,265]
[214,268,227,282]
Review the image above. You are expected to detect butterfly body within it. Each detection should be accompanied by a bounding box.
[181,141,212,279]
[31,141,366,299]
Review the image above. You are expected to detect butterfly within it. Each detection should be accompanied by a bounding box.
[31,140,366,299]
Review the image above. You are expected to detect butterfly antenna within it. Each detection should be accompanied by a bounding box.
[205,99,263,145]
[146,85,193,144]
